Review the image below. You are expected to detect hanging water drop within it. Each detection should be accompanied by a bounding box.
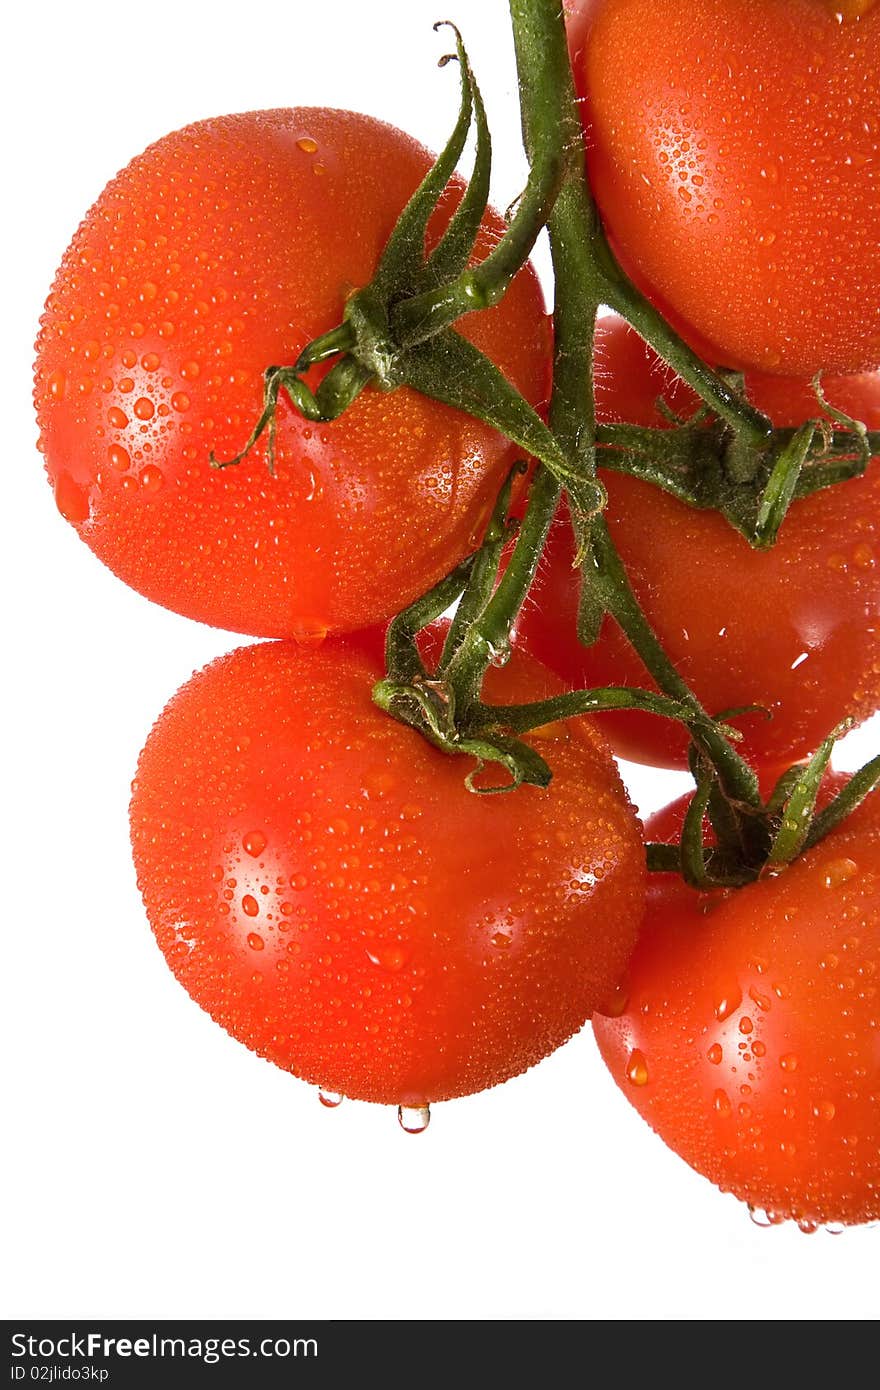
[318,1089,343,1109]
[748,1205,786,1229]
[748,1206,775,1229]
[398,1104,430,1134]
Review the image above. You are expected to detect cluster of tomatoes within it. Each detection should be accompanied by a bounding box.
[33,0,879,1228]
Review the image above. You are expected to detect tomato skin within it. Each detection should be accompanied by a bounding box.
[129,637,645,1105]
[34,108,549,639]
[594,788,880,1227]
[515,315,880,769]
[568,0,880,376]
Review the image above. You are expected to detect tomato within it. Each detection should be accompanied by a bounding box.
[515,315,880,769]
[34,108,550,640]
[592,786,880,1228]
[567,0,880,376]
[129,635,645,1107]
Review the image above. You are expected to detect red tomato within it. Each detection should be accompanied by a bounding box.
[515,315,880,769]
[34,108,549,639]
[567,0,880,376]
[129,636,645,1107]
[593,786,880,1228]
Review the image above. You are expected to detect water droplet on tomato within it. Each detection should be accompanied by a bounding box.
[600,981,630,1017]
[47,369,66,400]
[139,464,164,492]
[54,473,90,523]
[133,397,155,421]
[626,1048,649,1086]
[365,944,409,972]
[242,894,259,917]
[714,981,743,1021]
[319,1089,343,1108]
[823,858,858,889]
[853,543,874,570]
[108,406,128,429]
[243,830,267,858]
[707,1042,723,1065]
[246,931,265,951]
[713,1088,732,1117]
[398,1104,430,1134]
[108,443,130,471]
[291,621,328,648]
[780,1053,798,1072]
[297,136,319,154]
[525,722,567,745]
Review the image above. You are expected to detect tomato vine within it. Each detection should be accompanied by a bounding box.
[210,0,878,881]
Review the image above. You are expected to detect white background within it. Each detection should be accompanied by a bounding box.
[4,0,878,1323]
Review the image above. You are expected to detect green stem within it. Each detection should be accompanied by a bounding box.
[440,465,522,667]
[504,0,762,811]
[592,521,761,807]
[804,753,880,850]
[472,686,694,733]
[443,464,561,710]
[438,0,595,714]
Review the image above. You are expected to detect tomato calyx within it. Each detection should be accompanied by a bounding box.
[596,379,877,549]
[373,462,715,793]
[209,25,603,523]
[646,733,880,889]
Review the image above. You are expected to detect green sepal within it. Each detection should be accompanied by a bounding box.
[767,724,847,867]
[383,556,476,686]
[680,772,716,890]
[804,752,880,851]
[371,25,476,295]
[753,422,814,549]
[440,463,522,669]
[461,735,552,794]
[399,330,604,519]
[425,26,492,283]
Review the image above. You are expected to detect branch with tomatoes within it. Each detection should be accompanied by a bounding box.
[34,0,880,1230]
